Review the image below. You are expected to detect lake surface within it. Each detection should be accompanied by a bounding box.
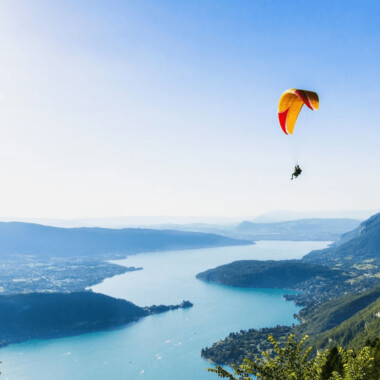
[0,241,329,380]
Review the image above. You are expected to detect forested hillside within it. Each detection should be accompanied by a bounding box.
[200,213,380,367]
[196,260,343,289]
[311,297,380,352]
[0,292,147,346]
[295,285,380,338]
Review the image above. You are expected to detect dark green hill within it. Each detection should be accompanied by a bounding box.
[0,292,148,346]
[303,212,380,268]
[0,222,251,257]
[196,260,343,289]
[235,218,360,241]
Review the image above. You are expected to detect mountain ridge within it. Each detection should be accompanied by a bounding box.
[0,221,251,257]
[303,212,380,266]
[235,218,360,241]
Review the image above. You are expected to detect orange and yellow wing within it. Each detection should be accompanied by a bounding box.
[278,89,319,134]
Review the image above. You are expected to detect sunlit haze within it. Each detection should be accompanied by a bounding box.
[0,1,379,219]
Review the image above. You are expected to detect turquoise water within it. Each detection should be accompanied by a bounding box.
[0,241,328,380]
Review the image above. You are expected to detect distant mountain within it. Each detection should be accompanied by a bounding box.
[0,292,193,347]
[0,222,251,257]
[0,216,243,228]
[150,218,361,242]
[251,210,377,223]
[303,212,380,266]
[235,218,360,241]
[196,260,343,289]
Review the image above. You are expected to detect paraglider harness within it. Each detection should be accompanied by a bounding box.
[291,165,302,180]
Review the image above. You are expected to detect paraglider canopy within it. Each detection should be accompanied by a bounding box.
[278,89,319,135]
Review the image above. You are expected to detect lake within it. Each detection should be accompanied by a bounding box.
[0,241,329,380]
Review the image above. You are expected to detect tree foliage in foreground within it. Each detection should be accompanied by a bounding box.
[208,334,377,380]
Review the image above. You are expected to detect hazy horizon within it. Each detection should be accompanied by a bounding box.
[0,208,377,229]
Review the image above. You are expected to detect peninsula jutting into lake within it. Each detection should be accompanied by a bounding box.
[0,292,193,347]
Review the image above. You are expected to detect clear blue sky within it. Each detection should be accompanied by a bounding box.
[0,0,379,218]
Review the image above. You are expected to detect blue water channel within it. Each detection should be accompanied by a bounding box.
[0,241,328,380]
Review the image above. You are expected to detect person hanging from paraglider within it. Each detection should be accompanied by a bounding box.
[277,88,319,180]
[291,165,302,180]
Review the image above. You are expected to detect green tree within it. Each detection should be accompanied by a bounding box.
[365,338,380,379]
[321,347,344,379]
[207,335,375,380]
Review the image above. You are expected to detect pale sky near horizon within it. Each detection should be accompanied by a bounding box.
[0,0,379,218]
